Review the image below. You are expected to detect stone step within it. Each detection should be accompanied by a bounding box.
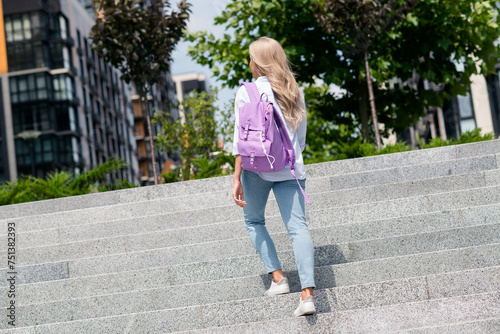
[176,292,500,334]
[3,217,499,289]
[4,201,500,294]
[5,269,499,332]
[3,163,500,238]
[11,235,500,307]
[10,168,500,249]
[5,182,500,267]
[0,140,498,221]
[391,318,500,334]
[3,202,498,286]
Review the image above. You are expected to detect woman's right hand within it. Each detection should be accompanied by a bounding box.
[233,180,246,208]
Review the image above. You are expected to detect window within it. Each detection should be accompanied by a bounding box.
[53,105,78,132]
[49,43,72,69]
[76,29,82,48]
[15,135,53,167]
[457,91,476,134]
[40,137,54,162]
[4,12,46,42]
[12,104,50,134]
[58,135,80,164]
[79,58,85,79]
[52,74,74,101]
[10,73,48,104]
[7,42,46,71]
[50,14,69,40]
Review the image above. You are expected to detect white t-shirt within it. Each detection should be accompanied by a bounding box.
[232,76,307,181]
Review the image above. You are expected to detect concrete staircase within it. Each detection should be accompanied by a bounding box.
[1,140,499,333]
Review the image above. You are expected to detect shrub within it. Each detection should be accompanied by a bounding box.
[418,128,496,149]
[0,158,133,206]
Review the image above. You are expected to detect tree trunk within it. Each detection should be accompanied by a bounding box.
[143,94,158,185]
[359,77,369,141]
[364,51,382,149]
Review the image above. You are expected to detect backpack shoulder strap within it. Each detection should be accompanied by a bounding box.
[272,106,311,204]
[240,82,260,102]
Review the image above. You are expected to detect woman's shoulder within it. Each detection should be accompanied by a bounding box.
[235,83,250,105]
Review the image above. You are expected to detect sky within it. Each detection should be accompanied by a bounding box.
[170,0,236,111]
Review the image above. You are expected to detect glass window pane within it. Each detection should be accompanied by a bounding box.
[63,46,70,69]
[36,74,45,88]
[19,92,28,102]
[18,77,27,91]
[34,43,45,67]
[28,75,35,90]
[31,12,40,28]
[60,16,67,39]
[13,17,22,41]
[460,119,476,133]
[9,78,17,93]
[23,13,32,39]
[5,17,12,42]
[66,77,73,100]
[38,89,47,100]
[53,77,60,90]
[43,141,50,151]
[457,93,473,118]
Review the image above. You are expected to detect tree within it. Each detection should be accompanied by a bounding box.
[186,0,340,88]
[315,0,418,149]
[186,0,500,158]
[90,0,191,184]
[153,89,222,180]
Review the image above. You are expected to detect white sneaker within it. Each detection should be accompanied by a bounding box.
[294,295,316,317]
[264,277,290,296]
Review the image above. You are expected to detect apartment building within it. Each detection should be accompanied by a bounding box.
[0,0,141,183]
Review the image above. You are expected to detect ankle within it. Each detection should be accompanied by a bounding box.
[271,270,284,283]
[301,287,314,301]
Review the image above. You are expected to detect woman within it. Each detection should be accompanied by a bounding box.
[232,36,316,317]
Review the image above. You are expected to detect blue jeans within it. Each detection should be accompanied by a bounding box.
[241,169,315,289]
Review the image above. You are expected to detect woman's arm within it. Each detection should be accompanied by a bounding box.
[232,155,246,208]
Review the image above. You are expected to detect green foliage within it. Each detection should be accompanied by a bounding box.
[186,0,500,157]
[302,84,358,164]
[97,179,138,192]
[324,128,497,162]
[192,151,235,179]
[161,169,181,184]
[334,139,411,160]
[154,89,234,180]
[0,158,132,206]
[185,0,336,88]
[90,0,191,94]
[418,128,497,149]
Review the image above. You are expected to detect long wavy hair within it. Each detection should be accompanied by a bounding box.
[249,37,304,130]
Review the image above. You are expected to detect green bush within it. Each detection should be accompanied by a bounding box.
[322,127,497,163]
[418,128,496,149]
[161,169,181,184]
[0,158,135,206]
[335,138,411,160]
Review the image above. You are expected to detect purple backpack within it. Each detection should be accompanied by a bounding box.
[237,82,310,203]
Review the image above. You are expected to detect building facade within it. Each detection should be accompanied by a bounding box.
[0,0,140,183]
[172,72,207,103]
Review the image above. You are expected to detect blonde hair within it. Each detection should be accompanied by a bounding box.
[249,37,304,130]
